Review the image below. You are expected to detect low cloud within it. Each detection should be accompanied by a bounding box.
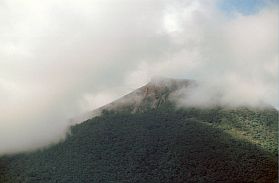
[127,2,278,109]
[0,0,277,154]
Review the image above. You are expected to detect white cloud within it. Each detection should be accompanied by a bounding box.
[0,0,277,154]
[127,3,278,109]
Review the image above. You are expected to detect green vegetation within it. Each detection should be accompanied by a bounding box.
[0,102,277,183]
[175,106,278,155]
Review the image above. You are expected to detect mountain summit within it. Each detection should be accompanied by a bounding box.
[99,77,193,112]
[76,78,194,122]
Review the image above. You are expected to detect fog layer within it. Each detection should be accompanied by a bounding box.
[0,0,277,154]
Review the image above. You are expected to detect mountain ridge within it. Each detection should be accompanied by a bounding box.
[73,77,195,123]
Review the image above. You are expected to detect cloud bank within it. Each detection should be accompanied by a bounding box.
[0,0,277,154]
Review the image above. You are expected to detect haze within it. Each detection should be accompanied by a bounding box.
[0,0,278,155]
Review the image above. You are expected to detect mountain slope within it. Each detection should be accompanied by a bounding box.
[74,77,194,122]
[0,78,278,183]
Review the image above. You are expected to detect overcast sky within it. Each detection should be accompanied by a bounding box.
[0,0,278,154]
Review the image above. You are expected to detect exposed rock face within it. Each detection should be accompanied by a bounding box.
[72,78,194,123]
[128,77,194,112]
[110,78,193,109]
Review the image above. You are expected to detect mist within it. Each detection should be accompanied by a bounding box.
[0,0,278,155]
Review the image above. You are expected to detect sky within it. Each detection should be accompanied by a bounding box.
[0,0,278,155]
[218,0,270,15]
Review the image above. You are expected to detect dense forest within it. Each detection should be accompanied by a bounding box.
[0,101,277,183]
[0,79,278,182]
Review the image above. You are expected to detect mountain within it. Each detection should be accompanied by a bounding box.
[0,78,278,183]
[73,77,194,123]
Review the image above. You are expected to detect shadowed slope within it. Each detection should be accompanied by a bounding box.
[1,104,277,183]
[0,78,277,183]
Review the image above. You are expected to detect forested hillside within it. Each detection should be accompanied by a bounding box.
[0,79,277,183]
